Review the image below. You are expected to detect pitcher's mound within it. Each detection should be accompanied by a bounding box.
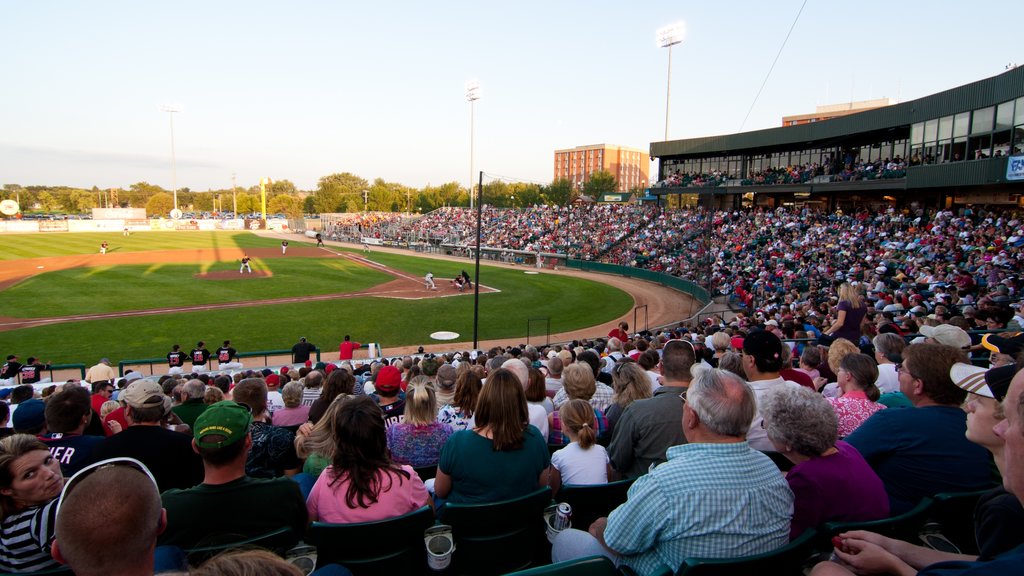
[195,270,272,280]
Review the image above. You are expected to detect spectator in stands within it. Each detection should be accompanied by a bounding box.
[552,368,792,573]
[526,367,554,414]
[779,344,815,390]
[872,332,905,394]
[435,363,457,407]
[553,351,614,412]
[159,401,307,548]
[845,343,995,514]
[306,395,429,523]
[433,369,549,507]
[90,379,203,492]
[89,380,114,416]
[84,358,115,385]
[273,382,310,428]
[386,377,453,468]
[813,363,1024,576]
[230,378,301,478]
[608,339,694,479]
[742,330,803,451]
[501,359,550,439]
[549,399,611,496]
[604,361,651,436]
[171,379,207,429]
[982,333,1024,368]
[821,283,868,345]
[708,332,731,367]
[828,353,885,437]
[40,386,103,476]
[817,338,860,396]
[370,366,405,428]
[301,370,324,408]
[637,348,662,392]
[436,370,481,431]
[12,399,46,435]
[309,369,355,425]
[544,357,564,396]
[608,321,629,343]
[760,385,888,539]
[51,458,166,576]
[0,434,65,573]
[547,363,609,446]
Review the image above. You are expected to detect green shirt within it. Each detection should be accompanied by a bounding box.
[160,475,307,548]
[172,399,208,429]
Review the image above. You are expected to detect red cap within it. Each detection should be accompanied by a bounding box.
[374,366,401,393]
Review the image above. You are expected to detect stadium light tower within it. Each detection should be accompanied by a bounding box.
[656,22,686,141]
[160,104,182,210]
[466,80,481,209]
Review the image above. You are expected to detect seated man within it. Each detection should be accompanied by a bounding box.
[90,380,204,493]
[52,458,167,576]
[159,401,307,548]
[40,385,104,476]
[845,343,995,514]
[552,368,793,575]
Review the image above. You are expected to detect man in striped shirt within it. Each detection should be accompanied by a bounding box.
[552,368,793,575]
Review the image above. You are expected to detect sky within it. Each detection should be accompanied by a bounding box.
[1,1,1019,193]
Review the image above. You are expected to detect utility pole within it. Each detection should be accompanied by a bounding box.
[231,173,237,216]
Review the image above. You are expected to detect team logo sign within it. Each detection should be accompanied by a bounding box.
[0,199,19,216]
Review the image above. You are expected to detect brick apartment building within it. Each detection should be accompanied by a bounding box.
[553,144,651,192]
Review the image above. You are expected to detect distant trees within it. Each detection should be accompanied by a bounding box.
[583,171,617,197]
[145,192,174,216]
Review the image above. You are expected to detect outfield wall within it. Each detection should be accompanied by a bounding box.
[0,218,291,233]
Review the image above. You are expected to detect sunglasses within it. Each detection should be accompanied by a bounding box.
[56,457,158,517]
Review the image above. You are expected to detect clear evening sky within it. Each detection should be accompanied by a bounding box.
[1,1,1018,192]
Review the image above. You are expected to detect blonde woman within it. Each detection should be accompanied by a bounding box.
[822,283,867,345]
[605,362,652,435]
[386,376,454,467]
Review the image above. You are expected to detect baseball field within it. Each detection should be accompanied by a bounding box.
[0,231,694,366]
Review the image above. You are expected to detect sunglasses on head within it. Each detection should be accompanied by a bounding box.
[56,457,158,517]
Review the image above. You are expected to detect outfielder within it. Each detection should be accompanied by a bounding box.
[240,256,252,273]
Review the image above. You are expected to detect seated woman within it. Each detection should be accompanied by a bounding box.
[433,368,549,506]
[526,368,554,414]
[604,361,651,436]
[386,377,454,468]
[436,370,482,431]
[547,364,608,446]
[0,435,65,573]
[309,369,355,425]
[828,353,886,437]
[272,382,311,428]
[760,385,889,540]
[549,399,612,497]
[306,395,430,523]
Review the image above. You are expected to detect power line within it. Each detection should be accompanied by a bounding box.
[738,0,808,132]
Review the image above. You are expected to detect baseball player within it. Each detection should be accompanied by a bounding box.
[167,344,185,374]
[100,241,108,255]
[190,341,211,371]
[424,272,437,291]
[216,340,241,369]
[281,240,288,255]
[240,255,252,274]
[316,233,324,247]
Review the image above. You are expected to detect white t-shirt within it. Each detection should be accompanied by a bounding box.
[551,442,609,486]
[875,363,900,395]
[528,403,549,439]
[267,391,285,415]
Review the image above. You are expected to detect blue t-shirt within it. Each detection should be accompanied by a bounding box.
[845,406,994,514]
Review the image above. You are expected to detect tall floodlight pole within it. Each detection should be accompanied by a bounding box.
[656,22,685,141]
[472,170,483,348]
[161,104,182,210]
[466,80,481,209]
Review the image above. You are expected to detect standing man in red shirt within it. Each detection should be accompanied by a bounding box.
[338,335,361,361]
[608,321,629,343]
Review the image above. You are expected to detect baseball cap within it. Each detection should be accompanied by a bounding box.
[122,380,170,413]
[12,399,46,431]
[730,336,745,350]
[265,374,280,387]
[0,389,11,400]
[919,324,971,349]
[949,363,1017,402]
[194,401,253,449]
[374,365,402,394]
[981,332,1024,357]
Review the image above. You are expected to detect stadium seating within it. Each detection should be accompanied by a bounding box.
[183,526,298,566]
[555,478,636,530]
[504,555,619,576]
[307,505,434,575]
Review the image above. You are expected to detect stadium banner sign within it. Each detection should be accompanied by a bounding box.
[1008,155,1024,181]
[245,219,266,230]
[197,220,218,231]
[174,220,200,231]
[361,237,383,246]
[38,220,69,232]
[266,219,289,232]
[218,219,244,230]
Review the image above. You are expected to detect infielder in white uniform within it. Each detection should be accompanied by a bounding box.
[424,272,436,290]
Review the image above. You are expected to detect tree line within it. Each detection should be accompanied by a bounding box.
[1,170,635,218]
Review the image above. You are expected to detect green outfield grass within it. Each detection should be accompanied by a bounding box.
[0,231,299,260]
[0,233,635,363]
